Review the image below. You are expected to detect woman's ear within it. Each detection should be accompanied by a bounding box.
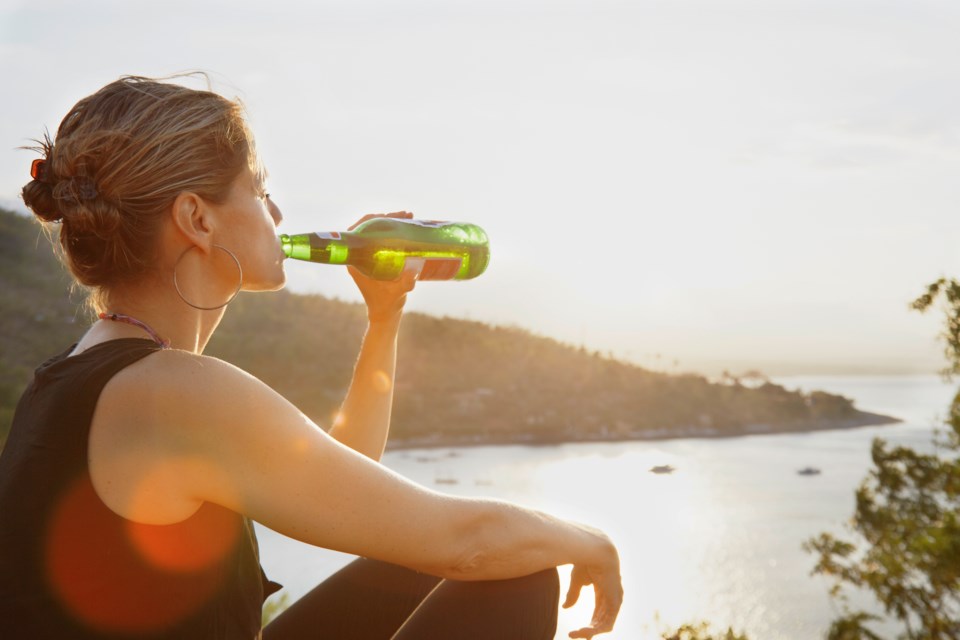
[170,191,214,252]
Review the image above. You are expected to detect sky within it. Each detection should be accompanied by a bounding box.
[2,0,959,375]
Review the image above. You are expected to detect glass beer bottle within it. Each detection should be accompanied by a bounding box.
[279,218,490,281]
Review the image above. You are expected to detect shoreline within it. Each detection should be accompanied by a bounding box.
[385,410,902,451]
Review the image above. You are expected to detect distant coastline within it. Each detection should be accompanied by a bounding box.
[386,410,901,451]
[0,206,908,454]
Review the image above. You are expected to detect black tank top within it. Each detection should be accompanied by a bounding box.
[0,339,281,639]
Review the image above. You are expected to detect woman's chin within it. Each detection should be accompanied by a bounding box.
[244,271,287,293]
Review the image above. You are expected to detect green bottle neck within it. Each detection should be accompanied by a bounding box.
[279,233,350,264]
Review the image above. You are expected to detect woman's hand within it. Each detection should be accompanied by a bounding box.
[347,211,420,324]
[563,535,623,639]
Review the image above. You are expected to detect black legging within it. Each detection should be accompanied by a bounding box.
[262,558,560,639]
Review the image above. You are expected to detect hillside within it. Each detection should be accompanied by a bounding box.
[0,207,896,450]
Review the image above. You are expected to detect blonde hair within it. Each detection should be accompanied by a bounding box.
[21,75,262,311]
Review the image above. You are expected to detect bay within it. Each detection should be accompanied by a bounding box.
[256,374,956,639]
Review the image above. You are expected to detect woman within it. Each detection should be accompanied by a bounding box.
[0,76,622,639]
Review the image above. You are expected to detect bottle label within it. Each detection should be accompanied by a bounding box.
[413,257,463,280]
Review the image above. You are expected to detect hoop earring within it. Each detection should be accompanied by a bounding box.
[173,244,243,311]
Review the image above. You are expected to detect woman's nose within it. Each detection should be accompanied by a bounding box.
[267,198,283,226]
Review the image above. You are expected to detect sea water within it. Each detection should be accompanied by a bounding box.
[256,374,956,639]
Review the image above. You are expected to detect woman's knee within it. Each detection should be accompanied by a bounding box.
[391,568,561,640]
[458,567,560,611]
[516,567,561,607]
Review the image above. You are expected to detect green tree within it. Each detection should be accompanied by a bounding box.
[913,278,960,378]
[803,278,960,639]
[660,621,750,640]
[261,592,290,627]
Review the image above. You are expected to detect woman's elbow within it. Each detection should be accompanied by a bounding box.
[426,546,486,581]
[425,502,505,581]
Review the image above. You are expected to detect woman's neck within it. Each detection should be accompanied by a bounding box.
[93,286,227,354]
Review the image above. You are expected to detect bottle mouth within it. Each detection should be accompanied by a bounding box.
[278,234,293,259]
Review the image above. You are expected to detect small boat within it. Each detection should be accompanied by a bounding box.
[649,465,675,475]
[797,467,821,476]
[434,472,459,485]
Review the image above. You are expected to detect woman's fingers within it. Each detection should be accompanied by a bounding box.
[347,210,413,231]
[564,565,623,639]
[568,609,616,639]
[348,259,420,323]
[563,571,586,608]
[400,257,424,285]
[594,575,623,632]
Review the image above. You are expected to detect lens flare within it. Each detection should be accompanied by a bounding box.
[122,457,243,572]
[45,473,240,634]
[126,502,241,573]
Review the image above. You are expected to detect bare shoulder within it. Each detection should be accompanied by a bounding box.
[105,348,289,421]
[99,347,311,462]
[110,347,263,392]
[89,348,302,524]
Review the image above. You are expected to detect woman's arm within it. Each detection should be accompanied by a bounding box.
[96,350,621,636]
[327,211,417,460]
[329,272,408,460]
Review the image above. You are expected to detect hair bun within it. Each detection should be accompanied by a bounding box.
[54,176,100,207]
[21,174,63,223]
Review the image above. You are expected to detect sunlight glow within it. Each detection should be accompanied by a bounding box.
[372,369,392,393]
[530,449,711,636]
[45,474,231,634]
[393,444,787,638]
[126,505,241,573]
